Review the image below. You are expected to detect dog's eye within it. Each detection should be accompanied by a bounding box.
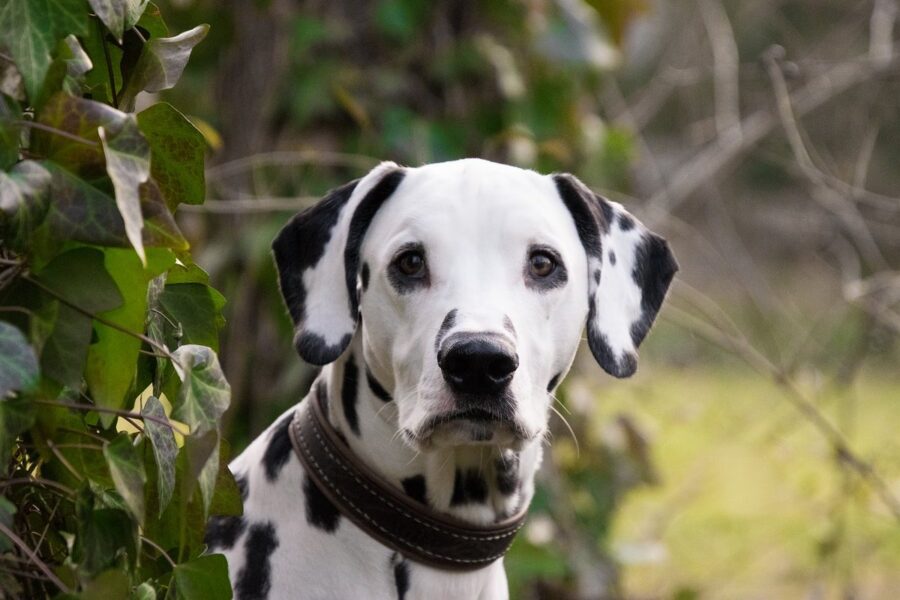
[395,251,426,278]
[529,251,556,278]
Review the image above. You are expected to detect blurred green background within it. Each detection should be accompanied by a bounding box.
[151,0,900,597]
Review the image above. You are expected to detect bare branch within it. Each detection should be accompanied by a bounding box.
[699,0,742,141]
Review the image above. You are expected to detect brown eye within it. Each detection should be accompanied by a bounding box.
[396,251,426,278]
[529,251,556,277]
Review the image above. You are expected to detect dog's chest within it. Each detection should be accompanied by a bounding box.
[207,406,510,600]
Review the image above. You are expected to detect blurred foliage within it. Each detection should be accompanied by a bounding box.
[0,2,236,598]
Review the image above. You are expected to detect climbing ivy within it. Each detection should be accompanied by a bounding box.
[0,1,236,597]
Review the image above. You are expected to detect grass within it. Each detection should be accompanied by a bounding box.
[578,365,900,599]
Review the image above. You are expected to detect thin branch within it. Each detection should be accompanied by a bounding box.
[643,51,900,223]
[14,121,99,148]
[698,0,742,141]
[179,196,319,214]
[22,275,173,359]
[0,522,72,593]
[0,478,75,496]
[206,150,379,182]
[34,399,188,434]
[140,535,177,568]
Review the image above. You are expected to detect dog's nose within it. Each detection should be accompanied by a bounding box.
[438,336,519,394]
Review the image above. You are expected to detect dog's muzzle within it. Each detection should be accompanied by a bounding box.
[438,333,518,395]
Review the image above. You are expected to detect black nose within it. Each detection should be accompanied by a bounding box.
[438,336,519,394]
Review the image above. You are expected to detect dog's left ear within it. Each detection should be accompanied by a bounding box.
[272,162,406,365]
[554,174,678,378]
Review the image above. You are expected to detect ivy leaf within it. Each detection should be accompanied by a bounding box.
[0,95,21,170]
[34,247,123,387]
[0,0,89,100]
[131,582,156,600]
[62,34,93,79]
[184,429,218,518]
[74,495,137,578]
[80,568,130,600]
[99,115,151,265]
[85,248,173,427]
[119,25,209,107]
[0,322,40,398]
[172,554,232,600]
[0,496,16,553]
[171,345,230,436]
[33,94,125,177]
[104,433,147,523]
[35,162,188,253]
[0,160,52,248]
[141,395,177,515]
[87,0,149,42]
[160,284,226,351]
[137,103,206,208]
[0,397,35,468]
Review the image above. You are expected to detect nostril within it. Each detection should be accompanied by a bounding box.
[487,354,518,382]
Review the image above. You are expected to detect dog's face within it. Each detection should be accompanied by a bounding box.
[273,159,677,452]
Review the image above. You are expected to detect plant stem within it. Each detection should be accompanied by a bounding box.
[0,521,72,594]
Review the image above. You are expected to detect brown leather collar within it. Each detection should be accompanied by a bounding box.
[288,389,528,571]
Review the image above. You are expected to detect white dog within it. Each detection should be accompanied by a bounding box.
[206,159,677,599]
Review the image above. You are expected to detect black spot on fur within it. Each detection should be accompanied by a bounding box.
[263,411,295,481]
[235,522,279,600]
[272,180,359,365]
[553,175,603,257]
[204,515,246,551]
[587,305,639,378]
[618,213,635,231]
[303,473,341,532]
[366,367,392,402]
[293,331,353,367]
[236,473,249,501]
[342,356,360,436]
[361,262,370,290]
[392,553,410,600]
[593,269,601,285]
[401,475,427,505]
[451,469,488,506]
[434,309,458,355]
[547,372,562,392]
[608,251,616,266]
[495,452,520,496]
[344,170,406,318]
[629,234,678,347]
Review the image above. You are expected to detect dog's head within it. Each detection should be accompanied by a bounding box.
[273,159,677,451]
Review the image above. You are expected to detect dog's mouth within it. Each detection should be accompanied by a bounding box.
[409,407,531,450]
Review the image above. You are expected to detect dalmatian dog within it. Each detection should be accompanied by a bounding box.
[205,159,677,599]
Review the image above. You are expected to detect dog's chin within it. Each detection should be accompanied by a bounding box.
[406,409,532,452]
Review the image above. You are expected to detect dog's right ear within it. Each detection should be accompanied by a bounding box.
[272,162,405,365]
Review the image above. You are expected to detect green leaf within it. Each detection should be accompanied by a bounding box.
[0,321,39,397]
[62,34,93,79]
[74,497,137,578]
[159,284,225,350]
[0,160,52,248]
[33,94,125,177]
[137,103,206,208]
[81,568,130,600]
[99,114,151,264]
[0,496,16,553]
[85,248,173,426]
[171,345,230,436]
[0,0,89,100]
[207,439,242,518]
[141,395,177,515]
[104,433,147,523]
[172,554,232,600]
[0,95,21,170]
[87,0,148,42]
[0,397,35,466]
[34,247,122,387]
[184,429,218,518]
[131,582,156,600]
[34,162,188,253]
[119,25,209,106]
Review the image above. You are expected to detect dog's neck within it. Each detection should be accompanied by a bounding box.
[312,341,542,526]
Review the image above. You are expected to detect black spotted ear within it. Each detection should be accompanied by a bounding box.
[272,162,406,365]
[554,174,678,378]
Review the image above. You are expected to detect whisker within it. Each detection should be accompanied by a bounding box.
[548,404,580,457]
